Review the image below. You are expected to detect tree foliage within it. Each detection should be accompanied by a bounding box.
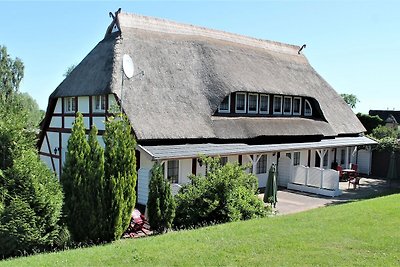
[340,93,359,109]
[356,113,384,134]
[147,163,175,233]
[174,157,267,229]
[63,64,76,78]
[0,46,24,98]
[371,125,398,140]
[103,114,137,241]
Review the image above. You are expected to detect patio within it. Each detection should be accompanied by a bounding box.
[260,177,400,215]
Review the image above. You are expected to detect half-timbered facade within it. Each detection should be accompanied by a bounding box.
[39,11,376,205]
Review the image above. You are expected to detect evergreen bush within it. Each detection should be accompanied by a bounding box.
[174,157,267,229]
[147,163,175,233]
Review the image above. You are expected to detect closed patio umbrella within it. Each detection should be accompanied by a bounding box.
[386,152,397,186]
[264,163,278,208]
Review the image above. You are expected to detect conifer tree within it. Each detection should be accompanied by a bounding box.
[103,113,137,241]
[61,112,90,242]
[147,163,175,233]
[86,125,105,241]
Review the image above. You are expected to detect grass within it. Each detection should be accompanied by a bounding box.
[1,194,400,266]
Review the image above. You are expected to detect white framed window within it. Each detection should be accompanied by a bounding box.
[304,99,312,116]
[293,97,301,115]
[218,95,230,113]
[219,156,228,166]
[293,152,301,166]
[235,93,247,113]
[259,94,269,114]
[167,160,179,184]
[247,93,258,114]
[283,96,292,115]
[65,97,76,113]
[256,155,268,174]
[273,95,283,114]
[94,95,106,112]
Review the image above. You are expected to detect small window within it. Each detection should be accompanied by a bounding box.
[235,93,247,113]
[65,97,76,113]
[283,96,292,115]
[167,160,179,184]
[293,152,301,166]
[248,94,258,114]
[293,97,301,115]
[219,156,228,166]
[259,94,269,114]
[304,99,312,116]
[340,149,346,165]
[273,95,282,114]
[94,95,106,112]
[256,155,268,174]
[218,95,230,113]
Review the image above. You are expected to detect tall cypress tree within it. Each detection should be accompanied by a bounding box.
[86,125,105,242]
[103,113,137,241]
[61,112,90,242]
[147,163,175,233]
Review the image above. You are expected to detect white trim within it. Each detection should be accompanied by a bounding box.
[283,96,292,115]
[273,95,283,115]
[293,97,302,115]
[247,93,258,114]
[235,92,247,113]
[259,94,269,114]
[304,99,312,116]
[218,95,231,113]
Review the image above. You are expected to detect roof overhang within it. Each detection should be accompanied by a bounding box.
[139,136,377,161]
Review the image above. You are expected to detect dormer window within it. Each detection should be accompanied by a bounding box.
[248,93,258,114]
[304,99,312,116]
[235,93,246,113]
[218,95,230,113]
[94,95,106,112]
[273,95,282,114]
[283,96,292,115]
[259,94,269,114]
[65,97,76,113]
[293,97,301,115]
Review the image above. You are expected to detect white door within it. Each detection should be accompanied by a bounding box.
[278,156,292,187]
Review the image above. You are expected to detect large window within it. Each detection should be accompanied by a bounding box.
[293,152,301,166]
[248,93,258,114]
[256,155,268,174]
[65,97,76,113]
[304,99,312,116]
[219,156,228,166]
[167,160,179,183]
[218,95,230,113]
[259,94,269,114]
[94,95,106,112]
[283,96,292,115]
[273,95,283,114]
[235,93,247,113]
[293,97,301,115]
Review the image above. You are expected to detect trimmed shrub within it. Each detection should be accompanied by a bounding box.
[147,163,175,233]
[174,157,267,229]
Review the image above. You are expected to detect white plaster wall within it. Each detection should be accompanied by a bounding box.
[54,98,62,113]
[78,96,89,113]
[179,159,192,184]
[47,132,59,154]
[40,140,49,154]
[40,155,53,170]
[357,149,371,175]
[227,155,238,163]
[64,117,75,129]
[300,150,308,166]
[137,149,153,205]
[108,94,117,110]
[83,117,90,129]
[93,117,106,131]
[196,160,206,176]
[61,133,71,165]
[49,117,62,128]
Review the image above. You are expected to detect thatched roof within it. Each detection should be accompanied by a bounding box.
[50,12,365,142]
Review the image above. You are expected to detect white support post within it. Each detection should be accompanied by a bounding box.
[345,147,350,169]
[305,166,309,186]
[250,154,262,174]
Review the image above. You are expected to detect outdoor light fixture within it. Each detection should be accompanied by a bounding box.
[53,147,60,155]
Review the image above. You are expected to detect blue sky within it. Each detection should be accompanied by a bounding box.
[1,1,399,114]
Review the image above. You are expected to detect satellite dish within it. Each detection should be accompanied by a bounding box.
[122,54,134,79]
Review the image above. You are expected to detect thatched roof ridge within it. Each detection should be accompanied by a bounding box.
[50,11,365,142]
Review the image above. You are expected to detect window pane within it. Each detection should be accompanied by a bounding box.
[167,160,179,183]
[236,93,246,112]
[219,96,230,111]
[101,95,106,110]
[294,152,300,166]
[260,95,269,113]
[273,96,282,113]
[248,94,258,112]
[293,98,301,114]
[284,97,292,113]
[304,100,312,116]
[256,155,268,174]
[220,157,228,166]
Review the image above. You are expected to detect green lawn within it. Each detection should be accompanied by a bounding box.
[2,194,400,266]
